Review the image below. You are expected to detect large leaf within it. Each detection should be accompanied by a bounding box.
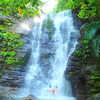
[85,21,100,40]
[92,36,100,57]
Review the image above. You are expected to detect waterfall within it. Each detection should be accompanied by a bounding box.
[22,10,79,100]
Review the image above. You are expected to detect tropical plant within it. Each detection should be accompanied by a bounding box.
[0,0,43,18]
[55,0,100,20]
[84,22,100,57]
[67,0,100,19]
[0,31,23,65]
[85,22,100,40]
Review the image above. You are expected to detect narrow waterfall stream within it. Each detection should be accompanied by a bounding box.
[22,10,79,100]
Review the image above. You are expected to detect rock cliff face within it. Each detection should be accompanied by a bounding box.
[0,16,33,88]
[0,33,32,87]
[0,32,32,100]
[66,11,100,100]
[67,43,100,100]
[66,52,88,100]
[21,95,38,100]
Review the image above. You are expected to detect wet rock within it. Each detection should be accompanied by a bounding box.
[0,67,25,87]
[15,33,32,67]
[85,65,97,71]
[16,48,32,66]
[66,47,100,100]
[21,95,37,100]
[0,31,32,87]
[0,58,4,63]
[66,48,88,100]
[0,37,3,41]
[0,86,18,100]
[0,93,14,100]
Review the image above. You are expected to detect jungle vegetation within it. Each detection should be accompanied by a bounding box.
[54,0,100,96]
[54,0,100,58]
[0,0,43,71]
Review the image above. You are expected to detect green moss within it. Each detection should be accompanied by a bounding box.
[68,72,75,75]
[89,88,97,92]
[43,55,50,59]
[42,17,55,40]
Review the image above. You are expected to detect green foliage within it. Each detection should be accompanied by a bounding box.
[54,0,69,12]
[75,39,91,59]
[88,69,100,94]
[0,0,44,73]
[68,72,76,75]
[89,88,97,92]
[75,50,82,56]
[0,0,43,18]
[92,36,100,57]
[1,32,23,49]
[83,39,91,58]
[78,3,96,19]
[76,22,100,58]
[0,31,23,65]
[67,0,100,19]
[55,0,100,19]
[85,22,100,40]
[55,0,100,57]
[67,0,81,9]
[84,22,100,57]
[5,57,18,65]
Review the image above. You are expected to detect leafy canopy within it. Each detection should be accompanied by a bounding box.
[0,0,43,18]
[55,0,100,19]
[67,0,99,19]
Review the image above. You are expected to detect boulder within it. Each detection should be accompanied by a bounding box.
[21,95,37,100]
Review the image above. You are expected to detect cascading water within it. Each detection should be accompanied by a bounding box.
[22,10,79,100]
